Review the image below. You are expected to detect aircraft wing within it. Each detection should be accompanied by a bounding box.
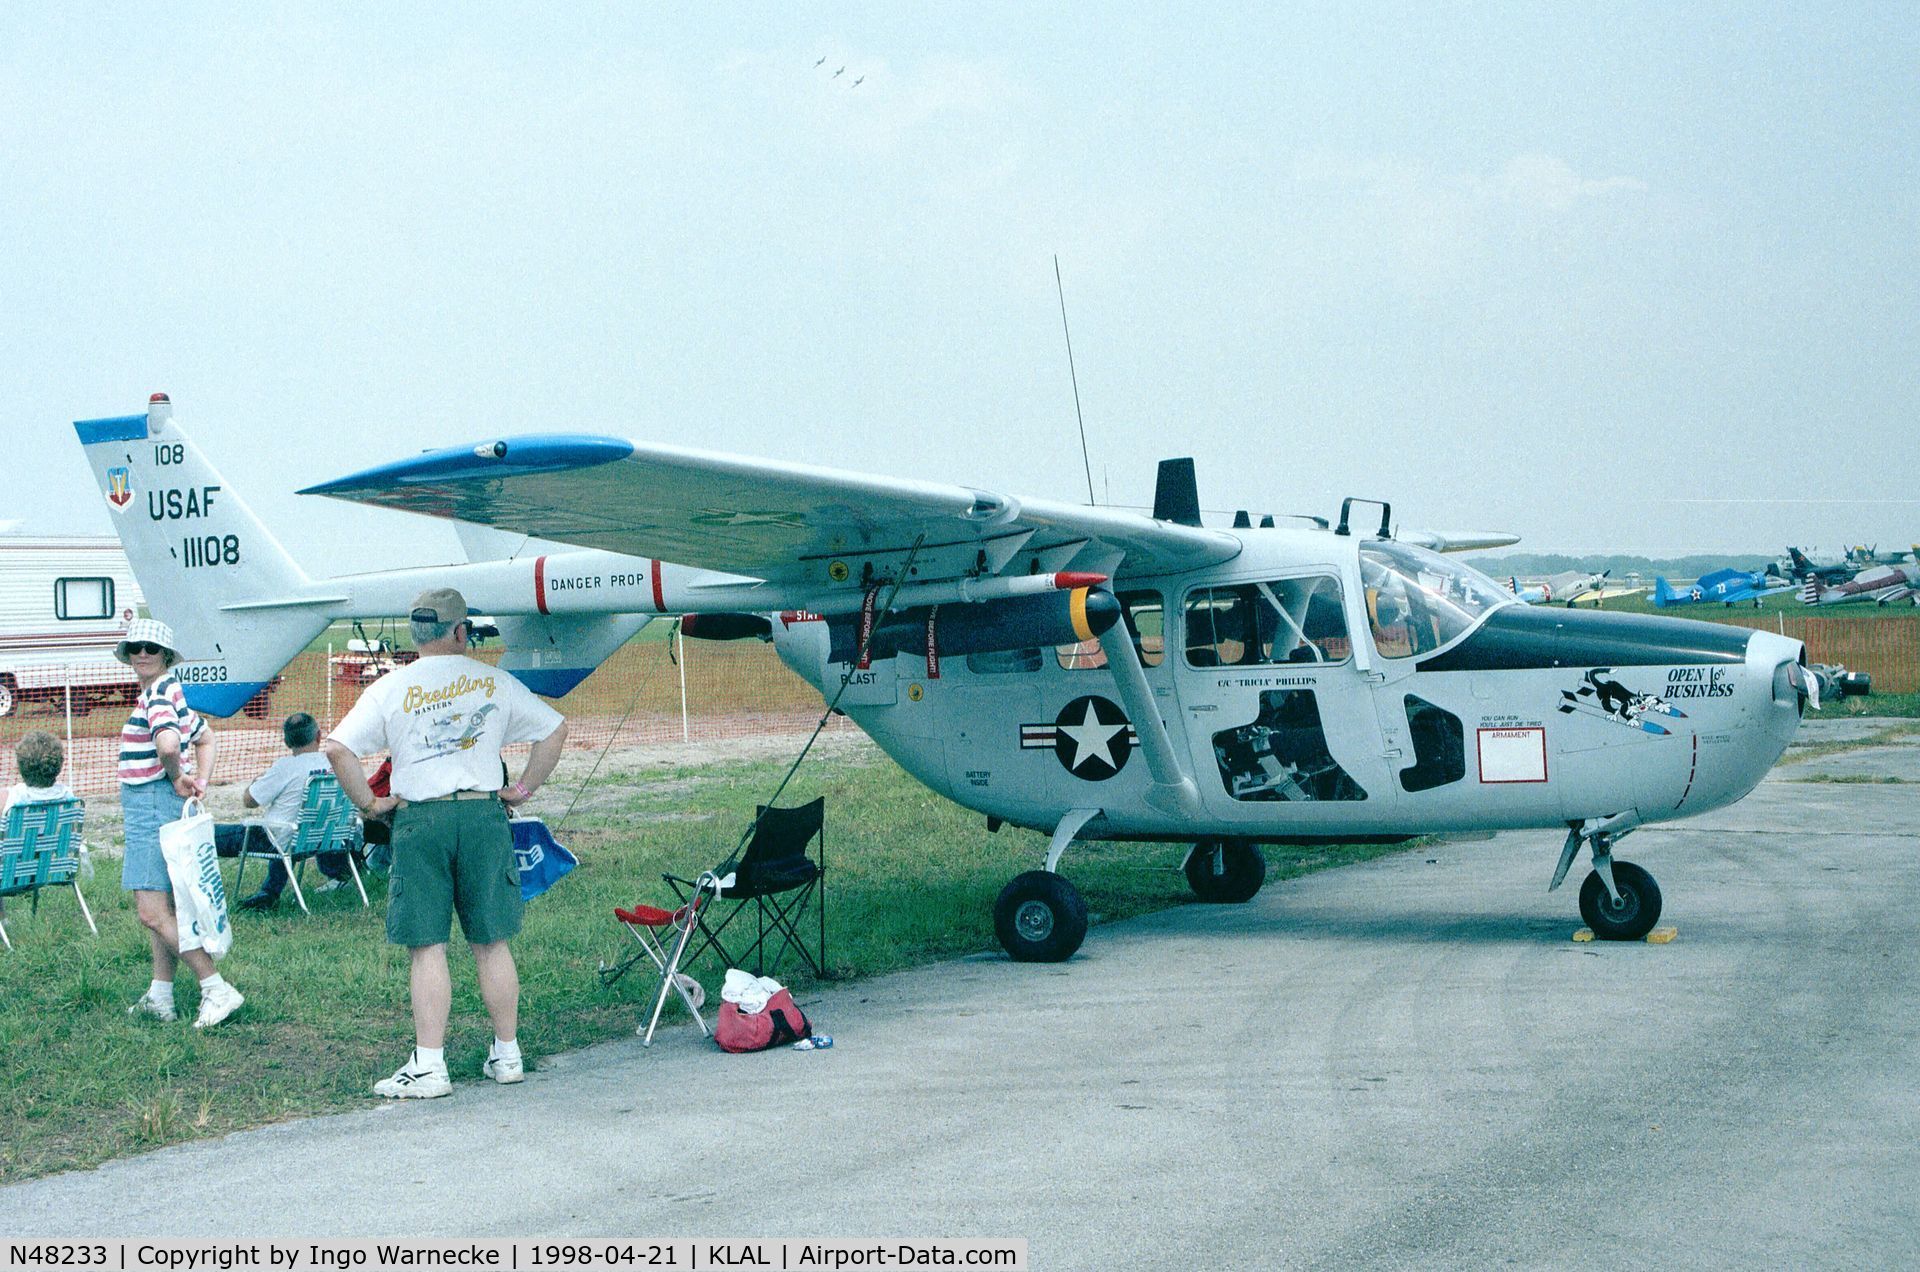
[1723,581,1795,604]
[301,434,1243,594]
[1398,529,1521,554]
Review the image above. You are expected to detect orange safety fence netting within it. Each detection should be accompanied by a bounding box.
[0,637,853,799]
[1712,614,1920,694]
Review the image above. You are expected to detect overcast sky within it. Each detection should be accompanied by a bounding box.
[4,4,1915,572]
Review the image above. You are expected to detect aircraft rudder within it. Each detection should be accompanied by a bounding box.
[74,394,325,714]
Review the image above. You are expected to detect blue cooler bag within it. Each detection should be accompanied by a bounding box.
[511,818,578,901]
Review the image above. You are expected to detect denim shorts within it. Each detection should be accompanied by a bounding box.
[121,779,185,892]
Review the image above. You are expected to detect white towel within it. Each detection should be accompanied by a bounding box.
[720,968,784,1014]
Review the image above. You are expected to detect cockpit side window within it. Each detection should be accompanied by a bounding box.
[1184,576,1349,668]
[1359,542,1511,660]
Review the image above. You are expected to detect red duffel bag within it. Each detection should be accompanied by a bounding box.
[714,988,811,1053]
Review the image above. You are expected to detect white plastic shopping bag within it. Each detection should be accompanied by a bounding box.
[159,797,232,959]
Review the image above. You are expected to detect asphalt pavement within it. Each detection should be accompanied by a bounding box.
[5,720,1917,1268]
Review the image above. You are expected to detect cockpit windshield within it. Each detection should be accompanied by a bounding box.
[1359,541,1513,660]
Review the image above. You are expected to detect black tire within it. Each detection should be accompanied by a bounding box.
[1578,860,1662,940]
[993,870,1089,962]
[0,677,13,718]
[1184,840,1267,903]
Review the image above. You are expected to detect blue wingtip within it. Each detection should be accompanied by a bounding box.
[299,435,635,495]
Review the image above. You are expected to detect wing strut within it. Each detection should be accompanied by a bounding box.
[1094,618,1201,817]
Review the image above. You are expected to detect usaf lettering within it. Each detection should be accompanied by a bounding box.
[148,485,221,520]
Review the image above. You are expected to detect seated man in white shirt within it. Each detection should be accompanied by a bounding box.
[214,712,353,910]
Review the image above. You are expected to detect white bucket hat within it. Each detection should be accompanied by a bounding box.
[114,617,180,667]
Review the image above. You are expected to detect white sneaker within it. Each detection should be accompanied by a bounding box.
[482,1052,525,1084]
[375,1052,452,1099]
[193,983,245,1029]
[128,992,177,1023]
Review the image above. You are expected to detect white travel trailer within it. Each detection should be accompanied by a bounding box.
[0,536,145,717]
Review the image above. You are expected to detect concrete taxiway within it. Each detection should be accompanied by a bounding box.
[5,720,1917,1266]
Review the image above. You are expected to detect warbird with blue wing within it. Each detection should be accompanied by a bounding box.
[77,395,1811,960]
[1651,568,1793,608]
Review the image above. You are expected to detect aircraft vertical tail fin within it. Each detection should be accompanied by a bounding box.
[1652,577,1676,607]
[73,395,328,715]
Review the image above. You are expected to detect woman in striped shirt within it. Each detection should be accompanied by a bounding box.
[117,619,245,1029]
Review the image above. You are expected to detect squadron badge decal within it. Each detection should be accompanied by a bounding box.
[1022,695,1138,780]
[1557,668,1685,736]
[105,466,134,513]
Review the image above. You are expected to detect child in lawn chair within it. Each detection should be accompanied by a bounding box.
[3,729,78,922]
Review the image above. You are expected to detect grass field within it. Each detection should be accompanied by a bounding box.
[0,739,1414,1184]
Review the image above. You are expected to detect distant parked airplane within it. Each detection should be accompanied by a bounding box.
[1802,562,1920,607]
[1848,544,1917,567]
[1653,569,1793,608]
[1506,570,1643,607]
[1781,547,1856,585]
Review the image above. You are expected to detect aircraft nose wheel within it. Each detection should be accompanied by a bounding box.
[1184,841,1267,903]
[994,870,1089,962]
[1578,860,1662,940]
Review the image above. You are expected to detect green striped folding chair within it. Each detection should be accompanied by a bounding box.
[0,798,97,950]
[233,771,367,913]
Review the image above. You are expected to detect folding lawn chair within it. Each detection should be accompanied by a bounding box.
[233,771,368,913]
[600,871,725,1046]
[0,797,98,950]
[663,797,828,979]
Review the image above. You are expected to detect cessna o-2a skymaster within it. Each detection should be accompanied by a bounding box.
[77,395,1811,960]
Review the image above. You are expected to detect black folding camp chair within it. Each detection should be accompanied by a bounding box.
[663,797,827,979]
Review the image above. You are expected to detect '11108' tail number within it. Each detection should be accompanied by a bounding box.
[182,534,241,568]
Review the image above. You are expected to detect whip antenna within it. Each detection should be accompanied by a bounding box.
[1054,255,1097,505]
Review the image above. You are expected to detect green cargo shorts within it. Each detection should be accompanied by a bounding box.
[386,798,523,948]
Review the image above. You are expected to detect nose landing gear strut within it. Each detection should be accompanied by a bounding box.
[1553,814,1663,941]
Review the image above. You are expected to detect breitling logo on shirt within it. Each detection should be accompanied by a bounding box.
[401,674,497,714]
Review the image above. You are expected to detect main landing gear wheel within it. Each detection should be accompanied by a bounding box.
[0,678,14,718]
[994,870,1089,962]
[1578,860,1662,941]
[1185,841,1267,904]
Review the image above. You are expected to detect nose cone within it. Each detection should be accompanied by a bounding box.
[1671,626,1806,814]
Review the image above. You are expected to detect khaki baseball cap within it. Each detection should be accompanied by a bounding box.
[409,587,469,626]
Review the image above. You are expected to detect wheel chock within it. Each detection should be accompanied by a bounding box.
[1572,926,1678,944]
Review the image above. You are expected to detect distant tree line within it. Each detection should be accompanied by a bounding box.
[1476,552,1777,577]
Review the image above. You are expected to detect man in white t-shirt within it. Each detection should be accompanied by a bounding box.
[322,587,568,1100]
[215,713,353,910]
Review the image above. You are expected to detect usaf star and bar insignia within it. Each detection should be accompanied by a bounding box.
[1022,695,1138,781]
